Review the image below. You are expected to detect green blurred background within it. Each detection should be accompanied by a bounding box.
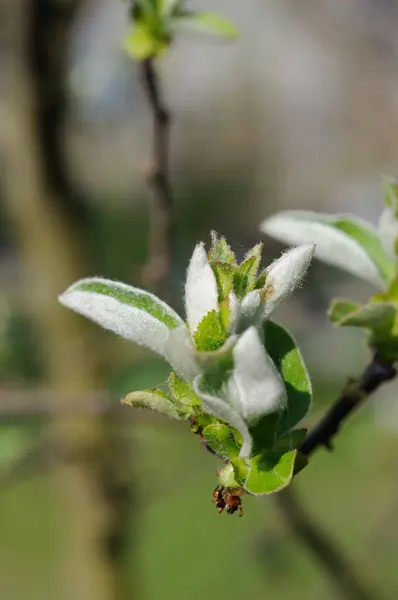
[1,1,398,599]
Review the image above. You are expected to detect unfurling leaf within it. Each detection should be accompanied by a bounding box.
[208,231,236,265]
[122,389,190,419]
[168,372,201,407]
[328,299,361,324]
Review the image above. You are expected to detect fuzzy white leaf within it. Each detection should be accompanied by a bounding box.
[228,327,287,422]
[261,212,386,289]
[58,278,183,360]
[235,290,261,332]
[185,243,219,334]
[193,376,252,458]
[378,206,398,262]
[261,245,314,318]
[163,325,200,381]
[228,290,239,332]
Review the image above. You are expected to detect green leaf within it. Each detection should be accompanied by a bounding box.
[333,217,394,283]
[202,423,241,459]
[382,176,398,213]
[190,413,215,433]
[174,12,238,40]
[72,278,181,329]
[328,299,361,324]
[254,269,267,290]
[233,245,262,299]
[168,372,201,407]
[122,389,189,419]
[232,450,297,496]
[208,231,236,265]
[249,413,280,455]
[242,243,263,287]
[124,24,157,60]
[328,297,398,361]
[193,310,227,352]
[211,262,236,302]
[262,321,312,435]
[331,301,397,332]
[275,429,307,454]
[158,0,181,17]
[217,463,240,489]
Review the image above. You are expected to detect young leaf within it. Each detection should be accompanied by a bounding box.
[217,463,241,489]
[260,245,315,319]
[58,277,183,359]
[261,211,393,288]
[122,389,189,419]
[208,231,236,265]
[233,254,260,299]
[211,262,236,302]
[173,12,238,40]
[158,0,181,17]
[234,290,261,333]
[239,242,263,293]
[185,243,219,334]
[328,299,360,324]
[232,450,297,496]
[163,325,200,382]
[330,301,397,333]
[124,24,157,61]
[228,327,287,423]
[193,310,226,352]
[262,321,312,435]
[193,375,253,458]
[377,201,398,262]
[382,176,398,212]
[202,423,240,459]
[168,372,201,406]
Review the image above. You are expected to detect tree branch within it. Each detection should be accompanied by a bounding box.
[300,353,396,457]
[139,58,174,293]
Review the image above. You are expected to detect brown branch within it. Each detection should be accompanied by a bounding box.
[277,488,376,600]
[300,353,396,457]
[139,58,174,294]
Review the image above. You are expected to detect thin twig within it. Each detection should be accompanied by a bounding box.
[277,488,376,600]
[139,58,174,293]
[300,353,396,457]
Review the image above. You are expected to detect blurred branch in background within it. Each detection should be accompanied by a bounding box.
[276,487,375,600]
[274,353,397,600]
[139,57,174,296]
[0,1,135,599]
